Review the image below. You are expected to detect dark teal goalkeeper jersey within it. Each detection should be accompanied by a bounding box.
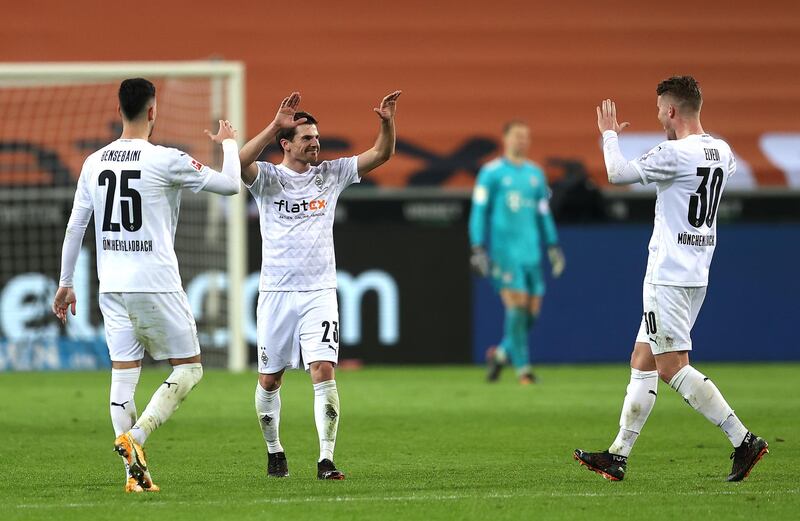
[469,157,558,266]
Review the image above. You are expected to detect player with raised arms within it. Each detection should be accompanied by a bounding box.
[52,78,241,492]
[239,90,400,480]
[574,76,768,481]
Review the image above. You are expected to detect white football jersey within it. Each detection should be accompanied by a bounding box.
[248,157,360,291]
[632,134,736,286]
[72,139,218,292]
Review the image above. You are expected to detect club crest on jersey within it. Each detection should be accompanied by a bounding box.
[259,346,269,366]
[314,173,324,191]
[190,159,204,172]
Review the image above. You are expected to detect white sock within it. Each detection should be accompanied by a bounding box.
[110,367,140,435]
[609,369,658,457]
[669,365,748,447]
[721,413,750,448]
[130,363,203,446]
[313,380,340,462]
[110,367,140,478]
[255,384,284,454]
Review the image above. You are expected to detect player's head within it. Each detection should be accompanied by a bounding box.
[118,78,157,134]
[276,112,319,164]
[502,119,530,159]
[656,76,702,140]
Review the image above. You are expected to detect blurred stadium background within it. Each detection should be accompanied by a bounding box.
[0,0,798,371]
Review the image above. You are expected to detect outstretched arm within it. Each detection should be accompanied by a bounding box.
[239,92,308,185]
[357,91,401,176]
[200,120,241,195]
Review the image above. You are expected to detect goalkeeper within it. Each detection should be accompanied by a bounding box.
[469,120,564,384]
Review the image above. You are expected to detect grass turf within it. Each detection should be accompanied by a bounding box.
[1,363,797,520]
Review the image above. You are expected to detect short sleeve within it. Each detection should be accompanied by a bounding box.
[631,143,679,184]
[325,156,360,194]
[247,161,281,197]
[728,150,737,178]
[167,148,215,193]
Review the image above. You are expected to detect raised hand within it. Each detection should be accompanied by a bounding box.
[52,286,77,325]
[374,90,402,121]
[204,120,238,143]
[274,92,308,129]
[596,99,630,134]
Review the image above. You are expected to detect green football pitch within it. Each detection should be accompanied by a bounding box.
[1,364,797,520]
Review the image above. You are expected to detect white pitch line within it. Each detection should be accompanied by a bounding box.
[14,488,799,509]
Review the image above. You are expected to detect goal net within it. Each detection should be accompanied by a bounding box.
[0,62,247,372]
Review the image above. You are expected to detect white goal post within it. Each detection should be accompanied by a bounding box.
[0,61,248,372]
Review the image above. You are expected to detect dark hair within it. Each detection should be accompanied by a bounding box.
[118,78,156,120]
[656,76,702,113]
[276,111,318,150]
[503,119,528,135]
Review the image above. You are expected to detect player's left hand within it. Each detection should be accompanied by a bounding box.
[205,120,238,143]
[52,286,77,324]
[374,91,402,121]
[470,246,491,277]
[596,99,630,134]
[548,245,565,278]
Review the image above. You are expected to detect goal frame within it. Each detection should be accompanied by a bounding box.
[0,61,248,372]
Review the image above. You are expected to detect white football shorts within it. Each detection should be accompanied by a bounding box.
[256,289,340,374]
[635,283,707,355]
[99,292,201,362]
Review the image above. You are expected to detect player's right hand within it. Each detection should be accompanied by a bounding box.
[273,92,308,129]
[470,246,491,277]
[52,286,77,325]
[596,99,630,135]
[205,120,238,143]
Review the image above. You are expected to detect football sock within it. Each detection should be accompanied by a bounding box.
[526,311,538,332]
[520,311,539,376]
[609,369,658,457]
[721,413,750,448]
[110,367,140,436]
[669,365,748,447]
[255,383,284,453]
[110,367,140,478]
[130,363,203,446]
[313,380,340,462]
[504,307,529,372]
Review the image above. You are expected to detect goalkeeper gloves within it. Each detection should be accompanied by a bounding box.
[470,246,491,277]
[548,245,565,278]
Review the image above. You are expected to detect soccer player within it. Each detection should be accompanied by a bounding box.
[468,120,565,385]
[239,90,401,479]
[573,76,768,482]
[52,78,241,492]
